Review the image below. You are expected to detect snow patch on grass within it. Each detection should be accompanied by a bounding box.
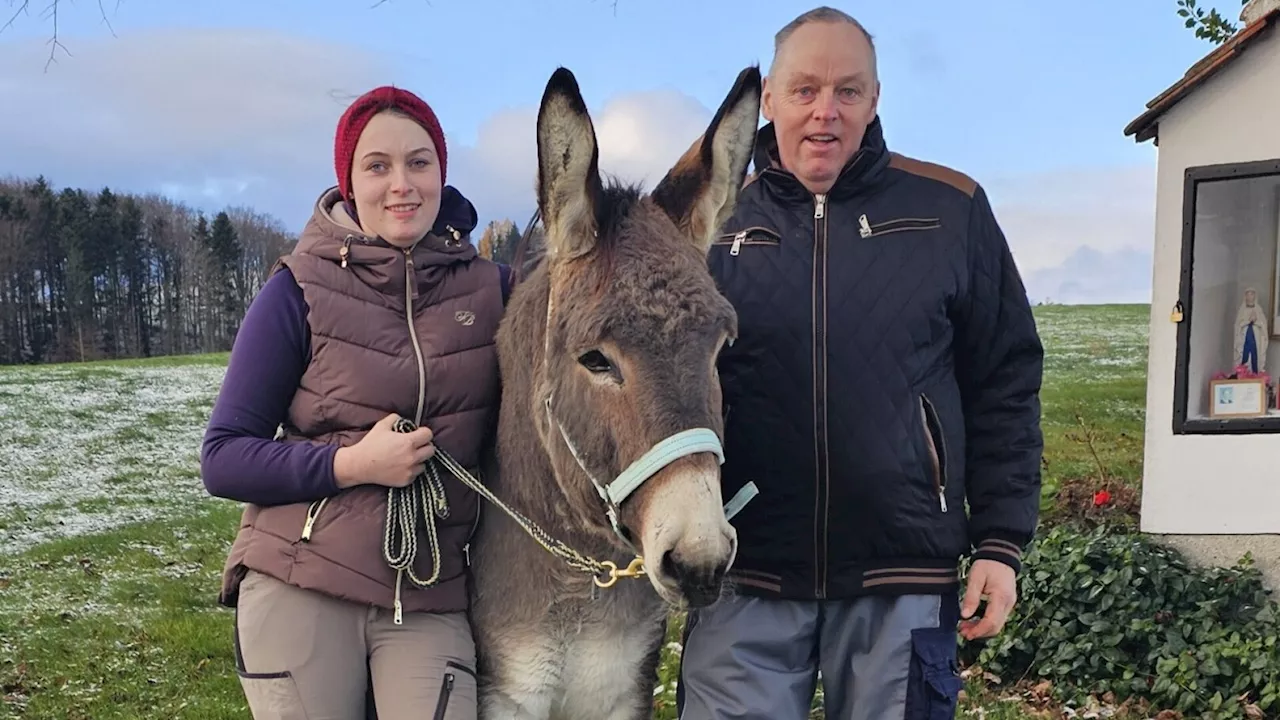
[0,363,227,555]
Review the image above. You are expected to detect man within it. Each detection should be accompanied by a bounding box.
[677,7,1045,720]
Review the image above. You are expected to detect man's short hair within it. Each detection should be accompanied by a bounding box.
[770,6,878,80]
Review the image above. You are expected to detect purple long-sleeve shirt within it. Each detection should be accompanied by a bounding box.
[200,263,511,507]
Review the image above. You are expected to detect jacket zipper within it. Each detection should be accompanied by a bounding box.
[812,192,829,599]
[716,226,781,256]
[920,395,949,512]
[404,248,427,427]
[858,214,941,239]
[395,246,430,625]
[729,230,781,255]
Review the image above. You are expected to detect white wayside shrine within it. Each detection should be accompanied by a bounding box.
[1124,0,1280,586]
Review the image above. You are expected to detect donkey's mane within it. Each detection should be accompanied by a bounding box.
[511,175,644,287]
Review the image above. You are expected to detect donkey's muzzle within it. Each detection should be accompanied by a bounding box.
[663,544,732,608]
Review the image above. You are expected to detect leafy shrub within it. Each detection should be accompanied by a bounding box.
[961,523,1280,719]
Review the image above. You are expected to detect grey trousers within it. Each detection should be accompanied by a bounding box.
[676,592,963,720]
[233,569,476,720]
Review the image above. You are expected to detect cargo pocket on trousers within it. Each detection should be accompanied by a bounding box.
[238,669,309,720]
[433,660,477,720]
[234,604,309,720]
[903,626,963,720]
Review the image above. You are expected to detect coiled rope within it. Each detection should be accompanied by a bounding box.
[383,417,451,624]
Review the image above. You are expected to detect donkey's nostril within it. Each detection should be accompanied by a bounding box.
[661,549,680,581]
[664,549,729,608]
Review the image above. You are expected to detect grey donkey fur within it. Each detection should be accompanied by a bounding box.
[468,65,763,720]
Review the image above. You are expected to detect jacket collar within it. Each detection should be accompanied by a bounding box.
[292,185,480,298]
[751,115,890,201]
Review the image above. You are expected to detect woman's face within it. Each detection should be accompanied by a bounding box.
[350,110,442,248]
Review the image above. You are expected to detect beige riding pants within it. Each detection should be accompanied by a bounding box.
[233,569,476,720]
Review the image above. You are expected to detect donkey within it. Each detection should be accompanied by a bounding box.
[468,64,762,720]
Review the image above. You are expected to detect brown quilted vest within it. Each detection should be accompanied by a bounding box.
[218,187,504,616]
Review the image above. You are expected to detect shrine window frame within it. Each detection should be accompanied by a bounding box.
[1172,157,1280,435]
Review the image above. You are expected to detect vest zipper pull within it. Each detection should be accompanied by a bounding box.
[730,230,747,256]
[814,194,826,219]
[859,214,871,238]
[340,236,352,268]
[394,568,405,625]
[939,491,948,513]
[301,498,327,541]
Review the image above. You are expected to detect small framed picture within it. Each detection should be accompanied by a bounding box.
[1209,378,1269,418]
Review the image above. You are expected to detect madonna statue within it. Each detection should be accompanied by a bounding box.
[1234,287,1269,374]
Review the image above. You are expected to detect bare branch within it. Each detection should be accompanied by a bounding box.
[2,0,119,70]
[3,0,34,35]
[98,0,117,38]
[45,0,69,72]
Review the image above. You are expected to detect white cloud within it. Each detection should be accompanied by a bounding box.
[448,88,714,230]
[594,90,713,187]
[986,165,1157,271]
[983,164,1157,304]
[1023,246,1153,305]
[0,27,390,226]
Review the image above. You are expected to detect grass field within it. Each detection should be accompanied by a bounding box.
[0,304,1151,720]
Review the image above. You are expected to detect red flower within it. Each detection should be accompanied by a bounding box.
[1093,490,1112,507]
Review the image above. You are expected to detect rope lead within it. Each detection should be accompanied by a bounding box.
[384,417,450,625]
[379,416,645,626]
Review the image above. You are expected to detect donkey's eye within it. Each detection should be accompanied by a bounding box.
[578,350,614,374]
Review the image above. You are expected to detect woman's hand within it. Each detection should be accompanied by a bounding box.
[333,413,436,489]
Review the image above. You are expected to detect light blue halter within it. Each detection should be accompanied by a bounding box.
[538,260,758,550]
[544,396,758,545]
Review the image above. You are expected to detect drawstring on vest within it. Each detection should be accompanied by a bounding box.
[383,416,451,625]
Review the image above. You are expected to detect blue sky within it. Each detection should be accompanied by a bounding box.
[0,0,1228,303]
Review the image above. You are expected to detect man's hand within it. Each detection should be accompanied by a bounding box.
[959,559,1017,640]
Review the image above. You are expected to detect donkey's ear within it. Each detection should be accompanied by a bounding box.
[651,65,761,255]
[536,67,603,261]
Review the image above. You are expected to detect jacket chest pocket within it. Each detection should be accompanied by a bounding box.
[857,215,941,239]
[713,226,781,256]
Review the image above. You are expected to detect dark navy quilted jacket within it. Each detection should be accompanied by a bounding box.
[710,118,1044,601]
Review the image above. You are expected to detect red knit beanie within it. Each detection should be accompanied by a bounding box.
[334,86,448,201]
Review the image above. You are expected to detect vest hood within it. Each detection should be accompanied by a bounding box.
[293,186,480,299]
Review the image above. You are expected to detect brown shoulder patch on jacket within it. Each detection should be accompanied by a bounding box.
[888,152,977,197]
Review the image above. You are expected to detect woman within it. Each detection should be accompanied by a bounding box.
[200,85,509,720]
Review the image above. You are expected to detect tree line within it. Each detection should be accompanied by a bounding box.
[0,175,545,367]
[0,176,294,365]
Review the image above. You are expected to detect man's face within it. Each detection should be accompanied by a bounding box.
[762,20,880,195]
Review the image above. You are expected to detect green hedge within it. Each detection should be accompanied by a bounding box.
[961,524,1280,719]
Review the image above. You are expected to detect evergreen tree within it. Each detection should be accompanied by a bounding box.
[0,176,308,364]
